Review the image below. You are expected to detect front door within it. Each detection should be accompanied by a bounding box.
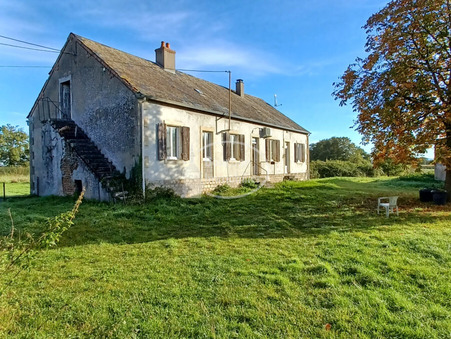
[202,131,213,178]
[285,142,290,174]
[252,138,259,175]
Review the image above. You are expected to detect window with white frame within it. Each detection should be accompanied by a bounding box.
[223,133,245,161]
[166,126,179,160]
[157,123,190,161]
[230,134,238,160]
[202,131,213,160]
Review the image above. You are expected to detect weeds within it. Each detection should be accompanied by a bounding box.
[0,190,84,292]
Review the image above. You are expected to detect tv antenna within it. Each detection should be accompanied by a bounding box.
[274,94,282,107]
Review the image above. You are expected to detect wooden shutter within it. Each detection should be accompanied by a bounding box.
[239,134,245,161]
[223,132,231,161]
[157,122,167,160]
[181,126,190,161]
[294,143,298,163]
[265,139,271,162]
[275,140,281,162]
[300,143,305,162]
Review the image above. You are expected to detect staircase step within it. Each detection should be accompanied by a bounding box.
[74,147,101,154]
[51,119,127,199]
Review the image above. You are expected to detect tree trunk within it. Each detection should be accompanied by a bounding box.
[445,124,451,202]
[445,168,451,202]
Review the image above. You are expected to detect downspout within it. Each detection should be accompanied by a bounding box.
[307,133,310,180]
[138,97,146,198]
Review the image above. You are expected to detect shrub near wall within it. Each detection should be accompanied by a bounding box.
[310,160,382,178]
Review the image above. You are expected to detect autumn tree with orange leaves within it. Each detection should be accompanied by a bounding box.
[333,0,451,197]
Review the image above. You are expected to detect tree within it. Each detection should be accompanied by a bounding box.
[0,124,29,166]
[310,137,370,162]
[333,0,451,196]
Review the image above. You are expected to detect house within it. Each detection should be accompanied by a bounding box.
[28,33,310,200]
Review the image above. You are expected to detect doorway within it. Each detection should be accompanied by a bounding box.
[284,142,290,174]
[202,131,213,178]
[252,138,259,175]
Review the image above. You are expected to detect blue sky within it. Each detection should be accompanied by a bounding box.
[0,0,391,153]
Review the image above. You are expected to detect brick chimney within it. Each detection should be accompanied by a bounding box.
[236,79,244,97]
[155,41,176,73]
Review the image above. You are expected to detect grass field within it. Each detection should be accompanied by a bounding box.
[0,175,450,338]
[0,166,29,198]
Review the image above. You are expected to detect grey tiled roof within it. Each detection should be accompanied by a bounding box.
[76,34,309,134]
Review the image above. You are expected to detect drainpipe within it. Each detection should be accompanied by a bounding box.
[307,133,310,180]
[138,98,146,198]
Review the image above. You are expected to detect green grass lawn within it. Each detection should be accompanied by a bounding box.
[0,176,450,338]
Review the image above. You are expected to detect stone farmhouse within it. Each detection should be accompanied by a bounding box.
[28,33,310,200]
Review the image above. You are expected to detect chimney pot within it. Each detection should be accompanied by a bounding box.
[236,79,244,97]
[166,42,170,49]
[160,41,165,48]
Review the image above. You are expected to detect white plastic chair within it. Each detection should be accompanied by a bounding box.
[377,196,399,218]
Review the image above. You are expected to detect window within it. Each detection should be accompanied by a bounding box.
[167,126,179,160]
[265,139,280,162]
[157,123,190,161]
[223,133,245,161]
[60,80,71,120]
[294,143,306,163]
[230,134,237,160]
[202,131,213,160]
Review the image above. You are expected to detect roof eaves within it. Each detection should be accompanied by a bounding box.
[144,96,310,135]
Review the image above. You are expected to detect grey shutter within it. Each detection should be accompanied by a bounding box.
[275,140,281,162]
[265,139,271,162]
[223,132,231,161]
[239,134,245,161]
[157,123,167,160]
[294,143,298,163]
[181,126,190,161]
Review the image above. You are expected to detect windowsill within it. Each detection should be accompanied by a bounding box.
[203,158,212,162]
[228,158,239,163]
[167,157,179,161]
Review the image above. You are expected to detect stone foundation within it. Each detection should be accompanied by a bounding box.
[145,172,309,197]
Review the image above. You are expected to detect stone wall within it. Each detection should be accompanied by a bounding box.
[146,172,308,198]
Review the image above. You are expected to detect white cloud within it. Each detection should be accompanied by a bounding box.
[177,42,284,76]
[69,1,285,76]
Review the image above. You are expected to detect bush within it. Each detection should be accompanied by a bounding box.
[377,159,408,176]
[240,179,258,189]
[310,160,382,178]
[212,184,231,194]
[145,186,178,201]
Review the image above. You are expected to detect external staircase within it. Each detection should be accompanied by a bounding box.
[50,119,127,201]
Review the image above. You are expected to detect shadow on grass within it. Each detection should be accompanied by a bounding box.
[1,177,448,248]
